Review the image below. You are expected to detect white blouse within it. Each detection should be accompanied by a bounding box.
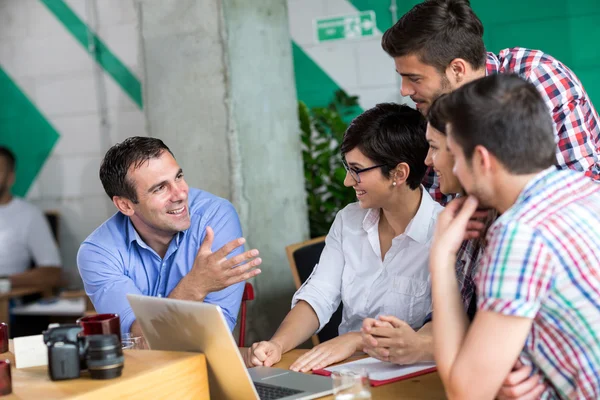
[292,188,443,335]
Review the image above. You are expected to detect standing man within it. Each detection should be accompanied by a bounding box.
[430,74,600,400]
[0,146,62,288]
[78,137,262,337]
[381,0,600,203]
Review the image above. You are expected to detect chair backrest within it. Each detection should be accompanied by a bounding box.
[29,211,61,271]
[44,210,60,245]
[285,236,343,346]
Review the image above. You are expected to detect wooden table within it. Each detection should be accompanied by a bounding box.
[1,348,209,399]
[274,350,447,400]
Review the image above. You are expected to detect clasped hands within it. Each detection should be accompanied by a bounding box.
[361,316,428,365]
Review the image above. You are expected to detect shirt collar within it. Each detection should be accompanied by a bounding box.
[513,166,558,207]
[404,187,435,244]
[125,216,185,250]
[362,207,380,232]
[126,217,145,249]
[361,186,434,244]
[486,51,500,76]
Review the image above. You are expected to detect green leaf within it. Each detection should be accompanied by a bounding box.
[298,90,362,238]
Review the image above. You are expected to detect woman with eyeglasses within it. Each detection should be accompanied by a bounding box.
[360,98,545,400]
[245,103,443,371]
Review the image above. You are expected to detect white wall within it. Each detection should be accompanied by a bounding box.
[0,0,146,285]
[287,0,408,110]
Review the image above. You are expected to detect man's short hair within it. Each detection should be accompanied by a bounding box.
[427,95,449,135]
[341,103,428,190]
[0,147,16,172]
[436,74,557,174]
[100,136,174,203]
[382,0,486,73]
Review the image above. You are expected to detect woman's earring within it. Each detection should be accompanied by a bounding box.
[392,181,397,187]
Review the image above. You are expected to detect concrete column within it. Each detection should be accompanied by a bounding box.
[136,0,308,343]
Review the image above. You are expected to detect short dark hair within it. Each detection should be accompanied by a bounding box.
[100,136,174,203]
[0,147,16,172]
[382,0,486,73]
[341,103,428,190]
[437,74,556,174]
[427,95,449,135]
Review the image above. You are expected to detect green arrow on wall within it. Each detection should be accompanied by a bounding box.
[0,67,60,197]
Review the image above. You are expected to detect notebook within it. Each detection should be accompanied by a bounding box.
[313,357,436,387]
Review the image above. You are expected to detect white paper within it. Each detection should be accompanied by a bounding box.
[11,298,85,316]
[324,357,435,381]
[13,334,48,369]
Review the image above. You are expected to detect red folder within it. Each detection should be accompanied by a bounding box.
[312,359,437,387]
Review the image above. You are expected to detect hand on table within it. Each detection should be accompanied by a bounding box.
[289,333,361,373]
[496,361,546,400]
[361,316,427,364]
[245,340,283,368]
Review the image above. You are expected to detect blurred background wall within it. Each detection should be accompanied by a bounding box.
[291,0,600,111]
[0,0,146,287]
[1,0,599,341]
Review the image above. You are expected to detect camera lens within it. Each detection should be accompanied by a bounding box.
[85,334,124,380]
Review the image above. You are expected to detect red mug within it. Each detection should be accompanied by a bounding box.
[0,324,7,354]
[0,360,11,396]
[76,314,121,341]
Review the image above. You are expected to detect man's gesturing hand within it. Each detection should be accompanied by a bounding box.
[172,226,262,301]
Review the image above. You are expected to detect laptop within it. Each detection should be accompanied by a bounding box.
[127,294,334,400]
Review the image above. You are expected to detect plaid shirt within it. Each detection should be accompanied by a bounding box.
[476,167,600,399]
[424,47,600,203]
[423,201,495,324]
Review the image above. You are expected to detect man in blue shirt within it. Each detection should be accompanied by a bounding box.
[78,137,262,337]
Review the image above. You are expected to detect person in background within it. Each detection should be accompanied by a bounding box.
[361,96,489,355]
[78,137,262,337]
[246,104,443,372]
[431,74,600,399]
[0,146,62,288]
[382,0,600,205]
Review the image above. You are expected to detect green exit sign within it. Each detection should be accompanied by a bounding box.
[315,11,376,43]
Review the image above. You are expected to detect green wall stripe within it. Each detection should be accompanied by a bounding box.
[0,67,60,196]
[292,41,348,109]
[349,0,600,104]
[40,0,143,109]
[348,0,395,33]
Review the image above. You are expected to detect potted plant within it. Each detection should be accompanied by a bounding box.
[299,90,361,238]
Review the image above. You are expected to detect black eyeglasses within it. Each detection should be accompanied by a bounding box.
[342,158,386,183]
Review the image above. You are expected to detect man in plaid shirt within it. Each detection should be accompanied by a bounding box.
[368,0,599,398]
[382,1,600,206]
[430,73,600,400]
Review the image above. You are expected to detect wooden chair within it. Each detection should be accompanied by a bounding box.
[44,210,60,246]
[238,282,254,347]
[285,236,343,347]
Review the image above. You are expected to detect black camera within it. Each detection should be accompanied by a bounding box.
[42,324,124,381]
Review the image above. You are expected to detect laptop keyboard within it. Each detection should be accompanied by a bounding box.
[254,381,304,400]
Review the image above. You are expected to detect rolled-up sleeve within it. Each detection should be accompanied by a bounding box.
[200,201,245,331]
[77,242,142,336]
[292,211,345,332]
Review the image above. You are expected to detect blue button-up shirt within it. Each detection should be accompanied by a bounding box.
[77,188,245,336]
